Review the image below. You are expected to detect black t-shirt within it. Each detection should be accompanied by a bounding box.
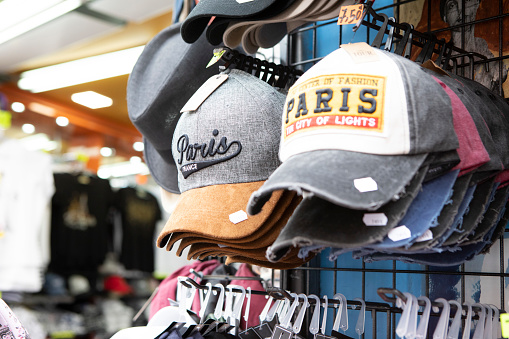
[113,187,161,272]
[50,173,114,274]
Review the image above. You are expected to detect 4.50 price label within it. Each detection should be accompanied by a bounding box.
[337,4,364,25]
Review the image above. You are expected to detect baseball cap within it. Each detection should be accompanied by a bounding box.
[181,0,297,44]
[103,275,133,296]
[265,162,430,262]
[480,200,509,254]
[247,45,459,215]
[0,299,30,339]
[156,70,287,255]
[127,22,220,194]
[164,191,298,251]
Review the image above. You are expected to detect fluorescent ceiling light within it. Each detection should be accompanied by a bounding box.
[133,141,144,152]
[20,133,58,152]
[18,45,145,93]
[0,0,83,45]
[100,147,114,157]
[28,102,56,116]
[71,91,113,109]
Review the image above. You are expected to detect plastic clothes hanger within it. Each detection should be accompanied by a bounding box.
[308,295,321,336]
[281,293,300,330]
[384,17,397,52]
[394,23,414,57]
[488,305,500,339]
[232,286,247,326]
[462,302,473,339]
[433,298,450,339]
[405,294,418,339]
[321,295,329,335]
[416,296,431,339]
[352,298,366,337]
[484,305,493,339]
[396,293,413,338]
[371,13,390,49]
[293,294,309,334]
[243,287,251,329]
[447,301,462,339]
[332,293,349,332]
[472,303,486,339]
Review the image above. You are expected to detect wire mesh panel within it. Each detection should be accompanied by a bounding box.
[279,1,509,339]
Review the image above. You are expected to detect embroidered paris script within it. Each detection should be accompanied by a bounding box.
[176,129,242,178]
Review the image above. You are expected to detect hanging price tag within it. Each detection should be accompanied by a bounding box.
[337,4,364,25]
[0,110,11,129]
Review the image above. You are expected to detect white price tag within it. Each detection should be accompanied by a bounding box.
[181,73,229,113]
[363,213,388,226]
[354,177,378,192]
[340,42,379,63]
[415,230,433,242]
[229,210,248,224]
[388,226,411,242]
[236,0,255,3]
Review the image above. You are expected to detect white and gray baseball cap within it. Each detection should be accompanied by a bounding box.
[247,45,460,215]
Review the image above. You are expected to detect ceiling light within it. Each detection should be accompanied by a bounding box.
[11,102,25,113]
[71,91,113,109]
[133,141,144,152]
[0,0,83,46]
[28,102,56,116]
[22,123,35,134]
[100,147,114,157]
[56,116,69,126]
[18,45,145,93]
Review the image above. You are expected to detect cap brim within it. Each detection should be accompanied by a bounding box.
[266,163,430,262]
[173,193,301,253]
[157,181,284,248]
[248,150,427,215]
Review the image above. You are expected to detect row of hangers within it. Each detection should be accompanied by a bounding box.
[359,0,489,78]
[213,0,491,91]
[164,278,505,339]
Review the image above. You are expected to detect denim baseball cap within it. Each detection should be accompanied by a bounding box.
[480,200,509,254]
[361,241,487,267]
[127,23,220,194]
[247,45,459,215]
[156,70,287,253]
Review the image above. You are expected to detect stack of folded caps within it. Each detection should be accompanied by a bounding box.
[246,43,509,267]
[155,69,314,270]
[128,22,312,269]
[180,0,356,54]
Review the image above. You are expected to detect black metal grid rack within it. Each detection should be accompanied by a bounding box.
[271,1,509,339]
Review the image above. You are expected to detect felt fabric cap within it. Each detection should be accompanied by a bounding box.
[181,0,296,43]
[248,46,458,214]
[173,193,301,253]
[127,22,219,193]
[166,190,297,249]
[265,163,429,262]
[157,181,282,249]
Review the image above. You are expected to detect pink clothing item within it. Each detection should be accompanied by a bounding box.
[230,264,267,330]
[432,76,490,175]
[149,259,221,319]
[496,169,509,185]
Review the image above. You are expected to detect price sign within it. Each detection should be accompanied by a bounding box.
[337,4,364,25]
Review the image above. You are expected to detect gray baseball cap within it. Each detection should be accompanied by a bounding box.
[127,22,220,194]
[247,46,459,215]
[156,69,287,250]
